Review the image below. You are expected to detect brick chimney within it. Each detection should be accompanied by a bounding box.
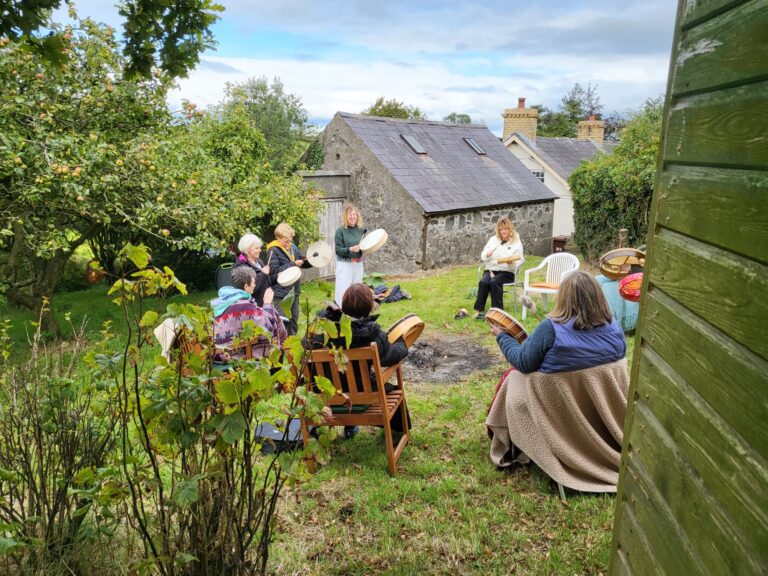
[577,115,606,143]
[502,97,538,142]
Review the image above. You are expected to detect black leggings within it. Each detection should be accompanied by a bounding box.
[474,270,515,311]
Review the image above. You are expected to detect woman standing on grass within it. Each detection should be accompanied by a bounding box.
[266,223,313,335]
[473,217,523,319]
[334,204,366,306]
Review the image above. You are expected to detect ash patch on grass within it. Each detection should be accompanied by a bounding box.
[403,334,501,384]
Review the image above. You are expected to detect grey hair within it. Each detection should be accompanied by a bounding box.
[237,233,262,254]
[231,265,256,289]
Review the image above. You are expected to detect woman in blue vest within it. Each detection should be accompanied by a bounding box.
[491,270,626,373]
[486,270,629,492]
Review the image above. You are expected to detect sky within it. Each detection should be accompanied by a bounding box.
[56,1,677,135]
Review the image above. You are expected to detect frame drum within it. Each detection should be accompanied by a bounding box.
[359,228,388,254]
[599,248,645,280]
[386,313,425,347]
[277,266,302,287]
[306,241,332,268]
[484,308,528,344]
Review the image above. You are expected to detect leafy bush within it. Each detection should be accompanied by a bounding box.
[570,99,663,261]
[148,245,232,292]
[0,312,119,575]
[58,251,94,292]
[97,244,337,575]
[0,244,341,575]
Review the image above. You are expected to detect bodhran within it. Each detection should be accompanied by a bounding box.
[306,241,332,268]
[277,266,302,287]
[386,313,425,347]
[484,308,528,344]
[599,248,645,281]
[359,228,388,254]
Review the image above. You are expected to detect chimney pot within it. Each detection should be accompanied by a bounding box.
[518,97,526,108]
[588,115,596,121]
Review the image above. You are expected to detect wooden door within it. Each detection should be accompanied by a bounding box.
[609,2,768,575]
[316,199,342,278]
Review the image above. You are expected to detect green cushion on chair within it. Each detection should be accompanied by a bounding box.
[330,404,369,414]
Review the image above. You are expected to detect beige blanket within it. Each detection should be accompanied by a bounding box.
[486,359,629,493]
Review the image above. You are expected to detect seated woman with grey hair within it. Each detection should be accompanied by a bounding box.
[234,232,271,306]
[211,266,287,361]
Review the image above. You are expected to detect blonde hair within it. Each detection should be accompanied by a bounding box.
[549,270,614,329]
[274,223,295,240]
[342,204,363,228]
[495,217,518,242]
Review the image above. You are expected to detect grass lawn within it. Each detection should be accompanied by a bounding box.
[1,257,630,574]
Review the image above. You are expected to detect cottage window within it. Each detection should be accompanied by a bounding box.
[401,134,427,154]
[464,137,486,155]
[531,170,545,182]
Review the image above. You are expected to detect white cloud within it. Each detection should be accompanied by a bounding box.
[56,1,675,133]
[169,50,670,135]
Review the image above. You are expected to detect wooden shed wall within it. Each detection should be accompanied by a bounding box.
[609,1,768,574]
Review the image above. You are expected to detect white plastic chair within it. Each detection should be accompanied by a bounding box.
[522,253,580,319]
[476,257,525,313]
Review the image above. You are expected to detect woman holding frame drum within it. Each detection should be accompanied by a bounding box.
[266,223,313,335]
[473,217,524,319]
[485,271,629,492]
[334,203,366,306]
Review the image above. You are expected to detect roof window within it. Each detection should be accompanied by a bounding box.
[401,134,427,154]
[464,137,486,155]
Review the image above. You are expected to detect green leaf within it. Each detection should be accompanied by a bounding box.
[340,315,352,348]
[283,335,305,367]
[0,468,17,483]
[120,243,151,270]
[174,477,200,507]
[215,377,241,405]
[175,552,198,566]
[216,411,246,444]
[73,467,96,485]
[244,367,272,398]
[139,310,159,327]
[0,537,25,557]
[316,317,338,339]
[313,375,336,398]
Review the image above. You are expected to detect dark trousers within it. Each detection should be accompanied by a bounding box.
[273,284,301,335]
[474,270,515,311]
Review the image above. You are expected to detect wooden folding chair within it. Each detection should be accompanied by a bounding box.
[301,344,410,476]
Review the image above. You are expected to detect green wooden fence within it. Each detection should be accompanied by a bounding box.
[609,1,768,574]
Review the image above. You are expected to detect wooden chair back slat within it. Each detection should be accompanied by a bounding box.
[358,358,374,394]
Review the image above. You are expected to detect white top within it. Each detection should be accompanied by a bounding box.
[480,235,524,273]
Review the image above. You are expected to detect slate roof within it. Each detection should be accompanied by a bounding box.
[514,133,616,180]
[336,113,556,214]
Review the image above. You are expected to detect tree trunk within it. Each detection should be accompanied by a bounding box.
[4,224,84,337]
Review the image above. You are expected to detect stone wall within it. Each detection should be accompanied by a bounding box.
[425,201,554,269]
[319,116,426,274]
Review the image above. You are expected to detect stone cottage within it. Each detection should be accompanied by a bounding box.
[502,98,616,238]
[310,112,557,275]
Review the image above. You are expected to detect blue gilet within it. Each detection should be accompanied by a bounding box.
[538,317,626,373]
